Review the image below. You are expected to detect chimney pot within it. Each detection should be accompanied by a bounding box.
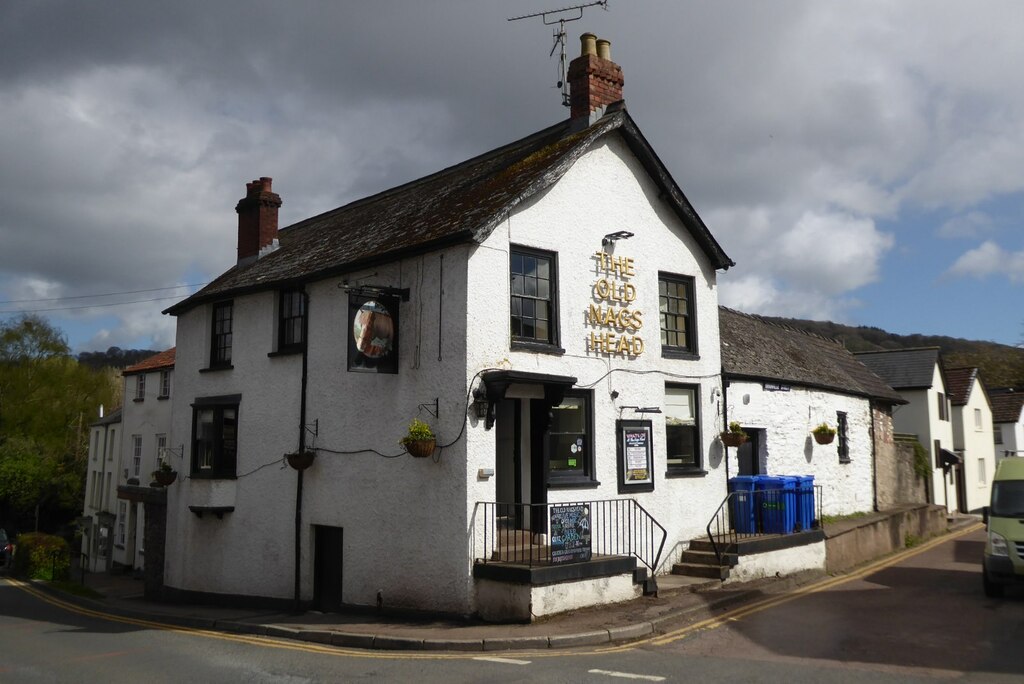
[580,33,597,57]
[596,39,611,61]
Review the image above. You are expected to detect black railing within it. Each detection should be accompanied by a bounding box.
[473,499,667,573]
[705,485,823,565]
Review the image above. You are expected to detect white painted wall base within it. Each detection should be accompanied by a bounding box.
[476,575,641,622]
[724,542,826,584]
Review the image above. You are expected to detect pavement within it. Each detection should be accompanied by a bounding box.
[20,514,981,653]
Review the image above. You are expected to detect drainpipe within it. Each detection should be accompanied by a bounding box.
[293,291,310,611]
[722,376,730,486]
[869,402,878,512]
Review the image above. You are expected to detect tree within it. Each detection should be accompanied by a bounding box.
[0,316,118,532]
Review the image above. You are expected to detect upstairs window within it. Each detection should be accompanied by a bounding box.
[937,392,948,421]
[665,384,701,472]
[510,247,558,348]
[659,273,697,357]
[159,370,171,398]
[995,428,1004,445]
[210,301,233,368]
[134,374,145,401]
[131,434,142,477]
[191,396,239,479]
[278,288,306,352]
[974,408,982,431]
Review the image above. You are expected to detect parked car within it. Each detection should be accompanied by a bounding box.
[0,529,12,568]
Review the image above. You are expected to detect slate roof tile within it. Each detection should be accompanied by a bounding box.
[852,348,942,390]
[991,389,1024,424]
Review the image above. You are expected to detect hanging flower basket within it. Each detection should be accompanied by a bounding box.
[404,439,436,458]
[720,432,747,448]
[812,423,837,445]
[153,470,177,486]
[813,431,835,445]
[286,450,316,471]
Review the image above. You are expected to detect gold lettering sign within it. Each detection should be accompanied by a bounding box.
[587,251,644,356]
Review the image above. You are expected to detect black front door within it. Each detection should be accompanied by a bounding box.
[313,525,343,612]
[737,428,760,476]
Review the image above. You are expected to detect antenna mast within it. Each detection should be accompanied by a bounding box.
[508,1,609,108]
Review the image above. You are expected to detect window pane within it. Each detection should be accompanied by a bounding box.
[549,433,585,472]
[537,258,550,279]
[525,276,537,297]
[524,256,536,276]
[511,253,523,274]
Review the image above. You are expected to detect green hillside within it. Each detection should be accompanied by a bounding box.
[761,316,1024,389]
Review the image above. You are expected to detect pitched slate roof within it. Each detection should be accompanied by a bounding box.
[719,307,904,404]
[166,105,733,315]
[123,348,175,376]
[89,407,122,428]
[991,389,1024,424]
[852,348,942,390]
[943,367,977,406]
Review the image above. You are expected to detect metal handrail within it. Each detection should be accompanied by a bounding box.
[474,498,667,573]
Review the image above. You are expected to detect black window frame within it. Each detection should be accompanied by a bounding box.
[658,272,698,359]
[510,246,561,352]
[190,395,240,479]
[210,301,234,369]
[664,383,705,476]
[837,411,850,463]
[546,390,596,488]
[277,287,306,353]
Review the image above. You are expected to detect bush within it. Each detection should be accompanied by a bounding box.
[11,532,71,581]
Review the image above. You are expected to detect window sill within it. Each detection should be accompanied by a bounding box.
[839,458,852,465]
[268,348,304,358]
[157,395,169,401]
[511,340,565,356]
[665,468,708,478]
[199,365,234,373]
[548,477,601,490]
[132,398,144,403]
[661,348,700,361]
[188,472,237,480]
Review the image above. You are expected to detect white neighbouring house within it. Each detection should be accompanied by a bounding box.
[855,348,959,513]
[944,367,996,513]
[162,35,747,620]
[719,309,905,516]
[991,388,1024,462]
[81,407,121,572]
[112,348,176,572]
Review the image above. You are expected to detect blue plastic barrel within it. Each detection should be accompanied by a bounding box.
[729,476,759,534]
[795,475,815,531]
[757,476,796,534]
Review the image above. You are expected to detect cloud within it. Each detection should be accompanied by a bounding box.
[937,211,995,239]
[946,241,1024,283]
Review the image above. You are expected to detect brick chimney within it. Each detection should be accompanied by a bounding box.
[567,33,624,124]
[235,177,282,265]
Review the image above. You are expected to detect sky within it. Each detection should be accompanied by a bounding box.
[1,0,1022,353]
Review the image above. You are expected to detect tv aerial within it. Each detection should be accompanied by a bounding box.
[508,1,609,108]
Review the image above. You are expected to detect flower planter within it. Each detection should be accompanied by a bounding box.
[720,432,747,448]
[286,451,316,471]
[813,432,835,445]
[404,439,436,458]
[153,470,177,486]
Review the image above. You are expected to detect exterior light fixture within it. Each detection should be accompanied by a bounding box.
[472,388,490,420]
[602,230,634,246]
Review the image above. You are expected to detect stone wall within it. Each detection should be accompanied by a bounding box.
[877,433,929,509]
[824,504,946,574]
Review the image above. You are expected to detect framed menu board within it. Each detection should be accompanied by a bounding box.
[617,419,654,493]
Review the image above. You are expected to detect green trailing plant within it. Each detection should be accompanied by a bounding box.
[156,460,174,473]
[812,423,837,438]
[912,441,931,480]
[400,418,435,446]
[725,421,744,435]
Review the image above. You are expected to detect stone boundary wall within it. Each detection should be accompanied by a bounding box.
[877,434,929,509]
[824,504,947,574]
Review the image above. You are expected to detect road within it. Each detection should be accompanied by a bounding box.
[1,527,1021,682]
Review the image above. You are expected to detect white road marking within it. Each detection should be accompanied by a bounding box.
[588,669,666,681]
[473,656,532,665]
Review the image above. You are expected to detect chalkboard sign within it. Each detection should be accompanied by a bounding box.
[550,504,592,564]
[617,420,654,493]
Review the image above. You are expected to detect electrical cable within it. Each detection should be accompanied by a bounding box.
[0,282,209,305]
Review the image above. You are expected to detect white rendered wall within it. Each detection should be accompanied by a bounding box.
[952,384,995,513]
[727,381,875,516]
[464,134,728,588]
[82,419,121,572]
[995,419,1024,462]
[725,541,826,584]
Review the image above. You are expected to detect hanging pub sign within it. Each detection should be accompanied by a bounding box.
[617,419,654,493]
[348,293,400,373]
[550,504,592,564]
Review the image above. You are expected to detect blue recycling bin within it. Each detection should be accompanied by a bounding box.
[795,475,815,531]
[729,476,759,534]
[757,476,796,534]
